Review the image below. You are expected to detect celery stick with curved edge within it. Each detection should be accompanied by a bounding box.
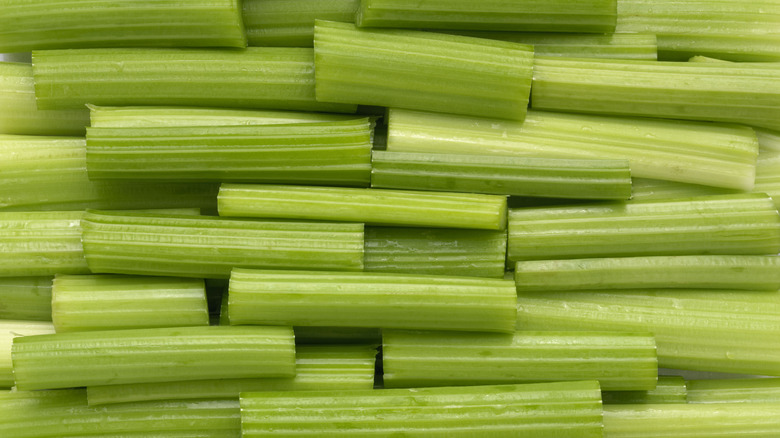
[687,378,780,404]
[602,376,687,405]
[0,320,55,387]
[0,277,52,321]
[314,20,534,121]
[12,325,296,391]
[244,0,359,47]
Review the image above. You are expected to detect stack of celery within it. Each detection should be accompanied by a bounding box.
[1,0,780,436]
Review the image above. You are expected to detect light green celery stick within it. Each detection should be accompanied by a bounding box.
[241,381,604,437]
[314,20,534,121]
[630,178,735,202]
[602,376,687,404]
[356,0,617,33]
[81,210,364,278]
[293,327,382,345]
[387,108,758,190]
[0,277,52,321]
[0,62,88,135]
[244,0,359,47]
[755,148,780,210]
[507,194,780,262]
[32,48,355,113]
[364,226,507,278]
[87,345,377,405]
[0,320,55,387]
[382,330,657,391]
[757,128,780,151]
[218,184,507,230]
[12,325,295,391]
[531,57,780,131]
[371,150,632,200]
[688,378,780,403]
[516,289,780,375]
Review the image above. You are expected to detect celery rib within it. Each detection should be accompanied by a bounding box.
[244,0,359,47]
[602,376,687,405]
[0,320,55,387]
[0,277,52,321]
[687,378,780,404]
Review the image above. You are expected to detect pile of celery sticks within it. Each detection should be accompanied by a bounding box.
[1,0,780,436]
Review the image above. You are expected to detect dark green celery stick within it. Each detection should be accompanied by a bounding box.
[382,330,657,391]
[293,327,382,345]
[81,210,364,278]
[87,345,377,405]
[240,381,604,437]
[12,325,295,391]
[630,178,735,202]
[0,320,55,387]
[688,378,780,403]
[602,376,687,404]
[507,194,780,262]
[0,277,52,321]
[244,0,359,47]
[314,20,534,121]
[516,289,780,376]
[32,48,355,113]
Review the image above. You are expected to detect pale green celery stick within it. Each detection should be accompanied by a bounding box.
[293,327,382,345]
[52,274,209,333]
[32,48,355,113]
[630,178,735,202]
[241,381,604,437]
[387,108,758,190]
[314,20,534,121]
[81,210,364,278]
[0,277,52,321]
[371,150,632,200]
[0,0,246,52]
[244,0,359,47]
[755,148,780,211]
[218,184,507,230]
[531,57,780,131]
[0,320,55,387]
[382,330,657,391]
[688,378,780,403]
[757,128,780,151]
[87,345,377,405]
[508,194,780,262]
[602,376,687,404]
[0,62,88,135]
[356,0,617,33]
[228,268,517,333]
[516,289,780,375]
[364,226,507,278]
[12,325,295,391]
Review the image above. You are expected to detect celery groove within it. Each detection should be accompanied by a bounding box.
[244,0,359,47]
[0,277,52,321]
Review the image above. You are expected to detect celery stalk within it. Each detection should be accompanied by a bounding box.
[0,320,55,387]
[630,178,735,202]
[602,376,687,404]
[244,0,359,47]
[687,378,780,403]
[0,277,52,321]
[757,128,780,151]
[755,148,780,210]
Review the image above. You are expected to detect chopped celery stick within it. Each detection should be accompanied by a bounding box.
[602,376,687,404]
[0,320,55,387]
[218,184,507,230]
[507,194,780,262]
[52,274,209,333]
[757,128,780,151]
[755,148,780,210]
[81,210,364,278]
[87,345,377,405]
[228,268,517,333]
[294,327,382,345]
[630,178,735,202]
[688,378,780,403]
[371,150,632,199]
[383,330,657,391]
[364,226,507,278]
[32,48,355,113]
[314,20,534,121]
[244,0,359,47]
[516,289,780,376]
[387,108,758,190]
[0,277,52,321]
[241,381,604,437]
[12,325,295,391]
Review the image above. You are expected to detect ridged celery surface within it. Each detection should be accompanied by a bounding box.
[507,194,780,262]
[81,210,364,278]
[387,108,759,190]
[758,128,780,151]
[0,277,52,321]
[244,0,359,46]
[87,345,377,405]
[364,227,507,278]
[314,20,534,121]
[382,330,657,390]
[630,178,735,202]
[688,378,780,403]
[356,0,618,33]
[12,325,296,391]
[218,184,507,230]
[32,48,355,113]
[86,120,372,186]
[371,150,632,200]
[241,380,604,437]
[0,320,55,387]
[0,0,246,52]
[531,57,780,131]
[228,268,517,333]
[52,274,209,333]
[293,327,383,345]
[516,289,780,375]
[602,376,687,405]
[514,255,780,292]
[755,148,780,209]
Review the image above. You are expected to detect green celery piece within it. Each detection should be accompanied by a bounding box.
[531,57,780,131]
[516,289,780,376]
[12,325,295,391]
[382,330,657,391]
[364,226,507,278]
[755,148,780,210]
[0,277,52,321]
[32,48,355,113]
[244,0,359,47]
[0,320,55,387]
[240,380,604,437]
[602,376,687,404]
[387,108,759,190]
[81,210,364,278]
[314,20,534,121]
[87,345,377,405]
[688,378,780,403]
[630,178,735,202]
[371,150,632,200]
[356,0,617,33]
[757,128,780,151]
[218,184,507,230]
[507,194,780,262]
[515,255,780,292]
[0,0,246,52]
[293,327,382,345]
